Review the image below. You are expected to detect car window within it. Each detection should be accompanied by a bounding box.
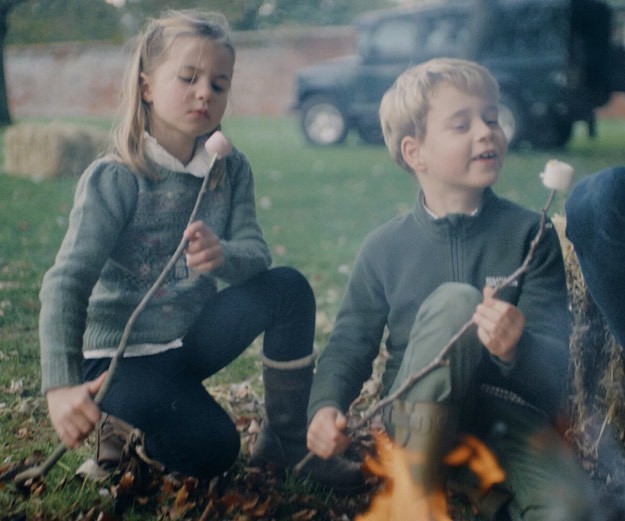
[364,18,421,60]
[425,17,456,54]
[488,5,567,56]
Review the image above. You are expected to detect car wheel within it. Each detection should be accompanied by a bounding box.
[357,124,384,145]
[300,95,348,145]
[498,95,526,150]
[530,114,573,149]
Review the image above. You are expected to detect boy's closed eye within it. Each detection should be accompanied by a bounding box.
[451,117,470,132]
[483,108,500,126]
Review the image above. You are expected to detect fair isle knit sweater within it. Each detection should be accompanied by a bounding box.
[308,188,570,421]
[39,143,271,394]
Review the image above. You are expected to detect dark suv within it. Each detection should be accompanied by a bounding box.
[293,0,624,149]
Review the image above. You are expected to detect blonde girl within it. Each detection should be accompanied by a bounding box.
[39,9,360,489]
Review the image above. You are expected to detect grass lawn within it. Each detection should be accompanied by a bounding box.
[0,115,624,519]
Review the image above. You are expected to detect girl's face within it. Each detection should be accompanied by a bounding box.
[140,36,234,164]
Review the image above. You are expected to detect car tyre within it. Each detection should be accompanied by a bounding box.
[357,124,384,145]
[300,95,348,145]
[498,94,527,150]
[530,113,573,149]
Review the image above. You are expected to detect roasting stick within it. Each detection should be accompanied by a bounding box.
[295,160,574,475]
[14,132,232,486]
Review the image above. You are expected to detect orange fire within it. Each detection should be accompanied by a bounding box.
[357,431,505,520]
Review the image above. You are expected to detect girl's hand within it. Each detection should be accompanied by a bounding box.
[307,406,351,459]
[473,286,525,363]
[184,220,224,273]
[46,372,107,448]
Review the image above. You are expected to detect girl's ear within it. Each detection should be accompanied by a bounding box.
[401,135,426,173]
[140,72,153,104]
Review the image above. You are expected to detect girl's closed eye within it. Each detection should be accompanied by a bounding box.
[212,82,226,93]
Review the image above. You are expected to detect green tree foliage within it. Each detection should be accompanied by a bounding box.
[7,0,123,44]
[119,0,396,31]
[0,0,27,124]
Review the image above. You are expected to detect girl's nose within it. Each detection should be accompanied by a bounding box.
[196,82,212,101]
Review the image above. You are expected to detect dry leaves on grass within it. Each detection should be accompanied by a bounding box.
[0,377,378,520]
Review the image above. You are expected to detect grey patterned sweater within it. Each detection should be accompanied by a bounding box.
[39,145,271,394]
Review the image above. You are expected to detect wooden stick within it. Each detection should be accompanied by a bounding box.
[14,154,221,486]
[294,189,556,474]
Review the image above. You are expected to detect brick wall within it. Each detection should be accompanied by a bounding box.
[6,26,623,121]
[5,26,354,120]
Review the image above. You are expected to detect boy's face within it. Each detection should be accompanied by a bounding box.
[403,82,507,195]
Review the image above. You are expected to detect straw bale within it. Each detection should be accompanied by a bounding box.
[3,122,108,181]
[552,215,625,461]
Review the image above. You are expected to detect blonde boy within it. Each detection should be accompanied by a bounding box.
[306,59,597,520]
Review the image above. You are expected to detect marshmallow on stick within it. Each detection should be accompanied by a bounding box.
[205,130,232,160]
[12,130,233,486]
[540,159,574,192]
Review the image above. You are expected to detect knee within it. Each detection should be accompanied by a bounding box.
[427,282,482,317]
[412,283,482,337]
[146,412,241,479]
[566,166,625,244]
[270,266,315,310]
[171,423,241,479]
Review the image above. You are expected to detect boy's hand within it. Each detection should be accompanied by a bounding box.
[184,220,224,273]
[46,372,107,448]
[473,286,525,363]
[307,406,351,459]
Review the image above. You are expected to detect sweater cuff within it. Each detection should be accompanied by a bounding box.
[41,356,83,395]
[489,353,516,376]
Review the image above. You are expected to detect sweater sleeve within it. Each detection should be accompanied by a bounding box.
[505,219,570,418]
[308,238,388,421]
[211,150,272,285]
[39,161,138,394]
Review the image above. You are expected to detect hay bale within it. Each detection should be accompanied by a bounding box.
[3,121,108,180]
[552,215,625,461]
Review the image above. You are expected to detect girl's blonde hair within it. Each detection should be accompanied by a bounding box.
[108,9,235,179]
[379,58,499,173]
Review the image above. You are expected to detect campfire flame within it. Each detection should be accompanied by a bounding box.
[357,431,506,520]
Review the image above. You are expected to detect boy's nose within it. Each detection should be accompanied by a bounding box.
[476,119,494,139]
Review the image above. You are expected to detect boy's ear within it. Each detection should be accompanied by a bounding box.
[140,72,153,104]
[400,135,426,173]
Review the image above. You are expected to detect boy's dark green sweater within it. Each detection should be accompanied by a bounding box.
[308,188,569,422]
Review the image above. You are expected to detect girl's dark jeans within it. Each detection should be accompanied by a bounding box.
[83,266,315,478]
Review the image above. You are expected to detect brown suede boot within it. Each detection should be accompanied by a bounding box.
[96,413,164,474]
[250,358,365,493]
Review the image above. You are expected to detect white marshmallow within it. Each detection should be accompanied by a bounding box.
[540,159,574,191]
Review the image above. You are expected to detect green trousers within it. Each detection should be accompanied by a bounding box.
[388,282,598,521]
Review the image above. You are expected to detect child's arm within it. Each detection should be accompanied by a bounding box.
[307,406,351,459]
[183,221,224,273]
[209,151,271,284]
[45,372,107,448]
[473,285,526,363]
[489,220,569,418]
[40,163,138,394]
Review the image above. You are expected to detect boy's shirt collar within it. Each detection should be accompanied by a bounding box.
[144,132,214,178]
[421,193,481,220]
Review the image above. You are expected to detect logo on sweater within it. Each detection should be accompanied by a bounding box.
[485,276,518,288]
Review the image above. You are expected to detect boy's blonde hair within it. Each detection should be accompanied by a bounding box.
[379,58,499,173]
[109,9,235,179]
